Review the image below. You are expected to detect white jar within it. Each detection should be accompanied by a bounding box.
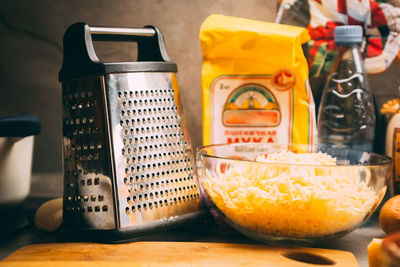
[0,136,34,206]
[0,113,41,208]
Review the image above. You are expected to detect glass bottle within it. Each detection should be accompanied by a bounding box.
[318,25,375,152]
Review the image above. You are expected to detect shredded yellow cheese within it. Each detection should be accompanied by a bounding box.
[203,151,377,238]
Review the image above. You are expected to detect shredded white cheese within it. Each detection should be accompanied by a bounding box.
[203,151,377,238]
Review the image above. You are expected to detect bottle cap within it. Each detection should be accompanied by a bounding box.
[334,25,363,45]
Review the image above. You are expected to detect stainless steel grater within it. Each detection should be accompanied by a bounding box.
[59,23,203,241]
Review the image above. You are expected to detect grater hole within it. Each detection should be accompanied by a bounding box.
[125,207,130,214]
[95,206,100,212]
[88,207,93,212]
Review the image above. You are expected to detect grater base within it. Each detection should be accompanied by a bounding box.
[58,210,209,244]
[59,210,207,243]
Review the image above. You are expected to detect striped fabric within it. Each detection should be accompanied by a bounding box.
[278,0,400,75]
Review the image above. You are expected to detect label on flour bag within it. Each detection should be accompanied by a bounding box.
[211,74,292,145]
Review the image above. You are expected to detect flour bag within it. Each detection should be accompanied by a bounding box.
[200,14,316,148]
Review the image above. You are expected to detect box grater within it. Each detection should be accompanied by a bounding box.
[59,22,203,241]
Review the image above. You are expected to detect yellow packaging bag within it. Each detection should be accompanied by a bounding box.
[199,14,316,147]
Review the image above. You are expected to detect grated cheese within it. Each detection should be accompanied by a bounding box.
[203,151,377,238]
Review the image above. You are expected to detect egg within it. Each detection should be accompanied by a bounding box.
[379,195,400,234]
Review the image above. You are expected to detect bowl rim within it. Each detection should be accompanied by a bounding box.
[196,142,393,167]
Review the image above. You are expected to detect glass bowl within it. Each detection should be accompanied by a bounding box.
[196,143,392,245]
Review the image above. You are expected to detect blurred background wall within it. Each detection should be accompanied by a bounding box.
[0,0,398,174]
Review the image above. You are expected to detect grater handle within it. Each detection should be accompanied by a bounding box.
[88,25,170,62]
[89,27,156,38]
[59,22,175,81]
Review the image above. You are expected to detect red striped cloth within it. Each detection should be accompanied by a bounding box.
[277,0,400,75]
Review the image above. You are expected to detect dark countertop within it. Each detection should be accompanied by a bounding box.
[0,174,387,267]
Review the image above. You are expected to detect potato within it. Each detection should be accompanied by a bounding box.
[34,198,63,232]
[379,195,400,234]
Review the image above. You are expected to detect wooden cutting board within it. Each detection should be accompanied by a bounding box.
[0,242,358,267]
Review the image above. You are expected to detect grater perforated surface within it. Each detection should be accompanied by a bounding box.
[62,72,202,234]
[105,72,201,228]
[62,77,116,230]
